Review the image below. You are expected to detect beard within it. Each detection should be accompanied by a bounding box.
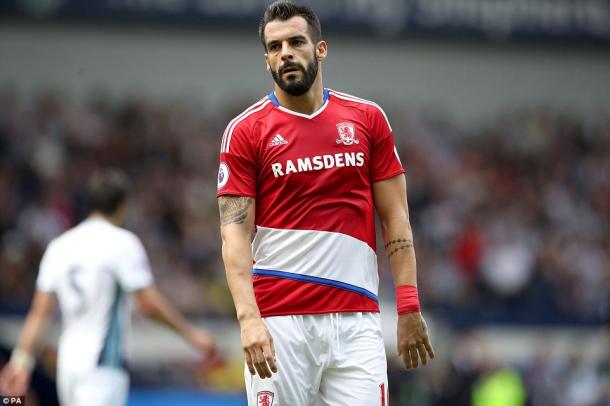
[271,53,318,96]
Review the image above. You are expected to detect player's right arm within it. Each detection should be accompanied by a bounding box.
[219,195,277,379]
[1,240,61,396]
[0,290,55,396]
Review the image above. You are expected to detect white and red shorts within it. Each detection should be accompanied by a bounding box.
[245,312,388,406]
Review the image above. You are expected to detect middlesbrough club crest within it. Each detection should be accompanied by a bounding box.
[257,391,274,406]
[336,122,359,145]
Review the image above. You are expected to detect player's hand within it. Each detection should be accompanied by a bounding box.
[239,317,277,379]
[397,312,435,370]
[0,363,31,396]
[187,328,218,361]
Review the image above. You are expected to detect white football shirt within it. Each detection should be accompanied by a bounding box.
[36,217,153,373]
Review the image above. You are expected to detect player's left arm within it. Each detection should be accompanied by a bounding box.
[373,174,435,370]
[0,290,55,395]
[134,286,217,360]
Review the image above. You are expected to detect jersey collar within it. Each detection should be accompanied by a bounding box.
[268,88,330,119]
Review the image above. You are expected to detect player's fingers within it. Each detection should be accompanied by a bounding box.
[397,339,409,357]
[416,342,427,366]
[402,352,412,370]
[244,350,256,375]
[423,337,435,359]
[253,347,271,378]
[269,335,277,359]
[263,342,278,373]
[409,346,419,369]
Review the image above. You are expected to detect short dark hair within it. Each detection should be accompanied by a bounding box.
[259,1,322,50]
[86,169,129,215]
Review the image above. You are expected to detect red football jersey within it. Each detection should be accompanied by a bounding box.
[217,88,405,317]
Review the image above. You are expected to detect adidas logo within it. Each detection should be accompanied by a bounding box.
[269,134,288,147]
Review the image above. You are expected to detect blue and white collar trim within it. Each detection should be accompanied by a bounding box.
[268,88,330,119]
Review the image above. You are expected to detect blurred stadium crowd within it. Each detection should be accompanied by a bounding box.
[0,87,608,405]
[398,106,610,326]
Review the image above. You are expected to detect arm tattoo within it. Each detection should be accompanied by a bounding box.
[219,196,253,225]
[388,244,414,258]
[385,237,414,259]
[384,238,412,249]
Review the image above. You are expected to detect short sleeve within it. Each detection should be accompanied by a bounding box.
[217,121,257,197]
[114,234,154,292]
[36,241,60,292]
[368,105,405,182]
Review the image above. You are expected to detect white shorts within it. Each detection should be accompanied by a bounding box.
[57,366,129,406]
[245,312,388,406]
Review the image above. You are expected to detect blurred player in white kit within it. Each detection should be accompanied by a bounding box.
[0,169,216,406]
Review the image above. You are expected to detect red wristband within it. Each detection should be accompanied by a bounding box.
[396,285,420,315]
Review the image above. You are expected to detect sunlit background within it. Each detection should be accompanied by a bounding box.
[0,1,609,405]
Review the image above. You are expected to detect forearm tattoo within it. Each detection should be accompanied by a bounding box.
[384,238,411,249]
[385,237,414,258]
[218,196,253,225]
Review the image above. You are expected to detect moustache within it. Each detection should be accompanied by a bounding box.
[279,63,304,75]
